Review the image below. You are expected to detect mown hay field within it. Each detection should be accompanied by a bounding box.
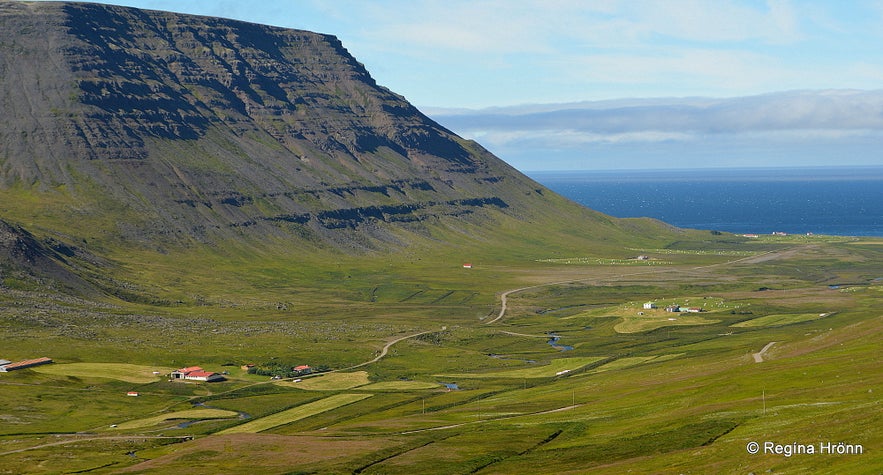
[438,356,606,379]
[275,371,370,391]
[32,363,173,384]
[112,408,239,430]
[219,393,373,434]
[732,313,830,327]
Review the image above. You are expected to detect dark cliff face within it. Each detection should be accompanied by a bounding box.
[0,2,587,250]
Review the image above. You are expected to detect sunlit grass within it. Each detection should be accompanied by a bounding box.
[111,409,239,430]
[218,393,373,434]
[32,363,173,384]
[274,371,371,391]
[438,357,606,379]
[731,313,832,327]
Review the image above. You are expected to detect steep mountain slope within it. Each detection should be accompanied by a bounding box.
[0,1,644,255]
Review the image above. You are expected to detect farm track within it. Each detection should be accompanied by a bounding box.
[2,247,802,460]
[342,328,443,371]
[486,248,791,325]
[753,341,777,362]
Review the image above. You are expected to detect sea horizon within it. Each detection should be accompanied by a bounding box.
[526,165,883,237]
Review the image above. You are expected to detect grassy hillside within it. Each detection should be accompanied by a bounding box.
[0,3,879,473]
[0,235,879,473]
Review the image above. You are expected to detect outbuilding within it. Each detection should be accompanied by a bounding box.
[0,357,53,372]
[171,366,225,382]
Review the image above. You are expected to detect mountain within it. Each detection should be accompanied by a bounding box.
[0,0,683,290]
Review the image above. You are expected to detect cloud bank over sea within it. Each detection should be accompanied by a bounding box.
[426,90,883,171]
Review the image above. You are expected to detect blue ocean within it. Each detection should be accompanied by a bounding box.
[527,167,883,237]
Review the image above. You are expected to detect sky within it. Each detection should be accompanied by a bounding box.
[30,0,883,170]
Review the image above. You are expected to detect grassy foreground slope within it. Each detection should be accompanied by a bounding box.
[0,234,880,473]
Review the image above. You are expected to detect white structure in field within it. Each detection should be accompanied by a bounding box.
[170,366,225,382]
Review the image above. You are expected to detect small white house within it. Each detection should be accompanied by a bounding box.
[643,302,657,310]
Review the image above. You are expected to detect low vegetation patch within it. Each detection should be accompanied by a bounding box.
[275,371,370,391]
[112,408,239,430]
[31,363,173,384]
[615,314,719,333]
[536,257,672,265]
[628,248,757,256]
[439,357,606,379]
[589,354,683,373]
[218,393,372,434]
[731,312,832,327]
[359,380,441,391]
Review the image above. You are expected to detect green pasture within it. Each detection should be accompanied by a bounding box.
[111,408,239,430]
[0,234,881,472]
[218,393,373,434]
[588,353,683,373]
[731,312,832,327]
[275,371,371,391]
[360,380,441,391]
[438,356,606,379]
[30,363,173,384]
[614,314,720,333]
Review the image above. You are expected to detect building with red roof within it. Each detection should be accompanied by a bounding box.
[170,366,225,382]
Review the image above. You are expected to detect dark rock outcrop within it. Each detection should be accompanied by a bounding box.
[0,2,610,251]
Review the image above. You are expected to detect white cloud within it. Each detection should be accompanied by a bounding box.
[432,90,883,147]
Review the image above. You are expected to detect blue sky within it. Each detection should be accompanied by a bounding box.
[34,0,883,170]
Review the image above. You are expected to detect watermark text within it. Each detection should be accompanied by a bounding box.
[746,441,864,457]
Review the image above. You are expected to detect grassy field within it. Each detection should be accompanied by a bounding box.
[360,380,442,391]
[111,409,239,430]
[275,371,371,391]
[218,393,374,434]
[31,363,174,384]
[439,357,608,379]
[731,312,832,327]
[588,353,683,373]
[0,235,880,473]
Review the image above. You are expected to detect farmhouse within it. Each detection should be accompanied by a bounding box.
[170,366,225,382]
[643,302,657,310]
[0,357,53,372]
[665,305,681,313]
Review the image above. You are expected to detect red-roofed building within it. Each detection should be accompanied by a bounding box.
[171,366,224,382]
[185,371,225,382]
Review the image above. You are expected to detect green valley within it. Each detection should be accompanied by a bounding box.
[0,3,879,473]
[1,234,880,473]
